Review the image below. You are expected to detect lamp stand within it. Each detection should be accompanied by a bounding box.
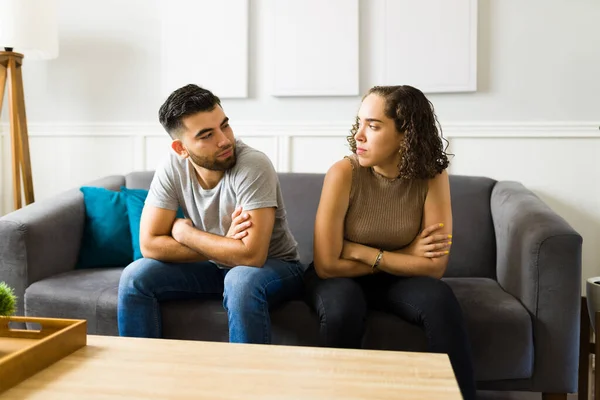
[0,49,34,210]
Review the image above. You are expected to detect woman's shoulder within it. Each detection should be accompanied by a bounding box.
[322,157,355,190]
[421,169,449,199]
[325,156,355,180]
[426,169,449,187]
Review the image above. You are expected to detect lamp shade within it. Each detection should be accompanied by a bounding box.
[0,0,59,60]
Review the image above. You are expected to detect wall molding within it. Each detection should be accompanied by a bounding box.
[1,121,599,138]
[1,121,599,216]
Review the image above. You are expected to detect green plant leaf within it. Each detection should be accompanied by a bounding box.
[0,281,17,317]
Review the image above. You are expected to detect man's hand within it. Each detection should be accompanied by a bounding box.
[403,223,452,258]
[226,206,252,240]
[172,218,193,243]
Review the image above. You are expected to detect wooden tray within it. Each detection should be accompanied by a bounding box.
[0,316,87,393]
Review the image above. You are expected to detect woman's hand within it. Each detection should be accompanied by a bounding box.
[404,223,452,258]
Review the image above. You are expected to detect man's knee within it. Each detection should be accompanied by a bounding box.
[223,266,264,304]
[119,258,165,294]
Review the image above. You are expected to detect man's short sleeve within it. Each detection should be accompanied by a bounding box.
[145,156,180,211]
[233,150,278,211]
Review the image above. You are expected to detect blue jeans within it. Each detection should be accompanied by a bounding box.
[117,258,305,343]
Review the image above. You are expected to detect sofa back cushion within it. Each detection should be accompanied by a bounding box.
[125,171,324,266]
[123,171,498,277]
[277,173,325,266]
[125,171,155,190]
[446,175,497,279]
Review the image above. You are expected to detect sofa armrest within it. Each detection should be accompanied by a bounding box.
[0,175,126,317]
[0,189,84,316]
[491,181,582,392]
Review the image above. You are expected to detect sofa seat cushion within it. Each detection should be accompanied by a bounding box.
[25,267,123,334]
[446,277,533,381]
[362,278,533,381]
[24,267,320,344]
[25,272,532,382]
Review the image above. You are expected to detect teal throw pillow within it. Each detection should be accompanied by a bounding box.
[120,187,184,260]
[77,187,133,269]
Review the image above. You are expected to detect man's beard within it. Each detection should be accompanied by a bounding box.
[188,146,237,171]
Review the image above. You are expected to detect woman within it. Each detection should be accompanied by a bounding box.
[305,85,476,399]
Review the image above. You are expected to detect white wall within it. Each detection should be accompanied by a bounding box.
[1,0,599,288]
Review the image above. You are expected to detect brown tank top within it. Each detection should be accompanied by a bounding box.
[343,155,429,251]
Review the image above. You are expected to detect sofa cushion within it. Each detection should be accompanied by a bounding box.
[120,187,185,261]
[125,171,155,190]
[120,187,149,261]
[446,175,498,279]
[77,187,133,269]
[123,172,499,277]
[362,277,534,381]
[277,173,325,266]
[25,268,123,333]
[125,171,325,266]
[444,278,533,381]
[25,268,532,382]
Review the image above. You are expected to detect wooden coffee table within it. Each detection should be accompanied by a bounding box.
[0,335,461,399]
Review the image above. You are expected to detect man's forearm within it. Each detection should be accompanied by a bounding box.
[176,225,259,267]
[142,235,209,263]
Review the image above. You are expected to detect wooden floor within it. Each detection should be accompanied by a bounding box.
[478,392,577,400]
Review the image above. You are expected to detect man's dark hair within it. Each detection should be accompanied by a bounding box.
[158,84,221,138]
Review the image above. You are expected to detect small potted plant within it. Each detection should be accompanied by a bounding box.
[0,281,17,317]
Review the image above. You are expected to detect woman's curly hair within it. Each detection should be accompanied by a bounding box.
[347,85,450,180]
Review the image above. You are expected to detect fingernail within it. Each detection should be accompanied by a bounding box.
[439,223,444,227]
[448,234,452,238]
[445,251,449,254]
[448,241,452,245]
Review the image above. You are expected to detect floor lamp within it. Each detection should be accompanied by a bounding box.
[0,0,58,210]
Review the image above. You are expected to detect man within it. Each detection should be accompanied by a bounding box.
[117,84,304,343]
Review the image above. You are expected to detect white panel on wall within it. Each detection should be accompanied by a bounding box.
[238,136,279,170]
[28,136,136,203]
[145,136,172,171]
[380,0,477,93]
[291,137,351,173]
[272,0,359,97]
[160,0,249,98]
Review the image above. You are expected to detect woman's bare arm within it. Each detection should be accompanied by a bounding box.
[313,159,374,279]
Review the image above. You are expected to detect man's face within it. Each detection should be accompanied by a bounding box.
[178,106,236,171]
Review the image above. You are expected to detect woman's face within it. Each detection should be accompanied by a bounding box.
[354,93,403,168]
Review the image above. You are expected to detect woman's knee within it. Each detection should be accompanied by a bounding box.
[306,275,367,323]
[405,277,463,320]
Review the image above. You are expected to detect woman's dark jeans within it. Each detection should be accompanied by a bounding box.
[304,264,477,400]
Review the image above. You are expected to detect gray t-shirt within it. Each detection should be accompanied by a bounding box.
[145,139,300,267]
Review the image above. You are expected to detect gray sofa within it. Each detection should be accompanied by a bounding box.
[0,171,582,395]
